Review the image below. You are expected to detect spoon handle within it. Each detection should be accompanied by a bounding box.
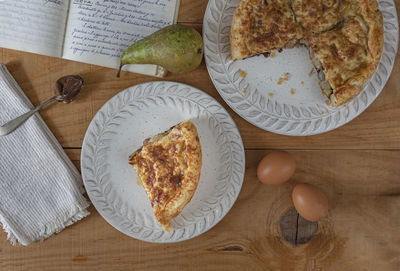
[0,96,57,136]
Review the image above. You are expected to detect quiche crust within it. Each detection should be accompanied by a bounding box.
[230,0,302,60]
[292,0,343,34]
[307,0,383,105]
[128,121,202,231]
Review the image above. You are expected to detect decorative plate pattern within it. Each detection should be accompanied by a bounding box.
[81,81,245,243]
[203,0,399,135]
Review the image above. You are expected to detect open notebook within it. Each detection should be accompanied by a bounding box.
[0,0,181,77]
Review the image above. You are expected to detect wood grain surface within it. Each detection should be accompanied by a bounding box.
[1,0,400,270]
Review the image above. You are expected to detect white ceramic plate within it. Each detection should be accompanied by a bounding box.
[81,81,245,243]
[203,0,398,135]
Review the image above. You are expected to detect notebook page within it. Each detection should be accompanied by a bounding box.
[0,0,69,58]
[62,0,179,76]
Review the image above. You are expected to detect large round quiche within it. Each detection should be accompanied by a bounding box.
[230,0,384,106]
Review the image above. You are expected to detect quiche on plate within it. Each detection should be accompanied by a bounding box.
[230,0,384,106]
[128,120,202,232]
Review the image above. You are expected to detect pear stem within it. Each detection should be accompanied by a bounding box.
[117,64,123,78]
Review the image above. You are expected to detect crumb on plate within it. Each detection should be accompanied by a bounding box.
[268,92,274,98]
[290,88,295,95]
[277,73,289,85]
[309,68,315,76]
[242,88,247,95]
[239,70,247,78]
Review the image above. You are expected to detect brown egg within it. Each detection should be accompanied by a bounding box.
[292,183,328,222]
[257,151,296,184]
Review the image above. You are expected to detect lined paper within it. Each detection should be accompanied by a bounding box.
[0,0,69,57]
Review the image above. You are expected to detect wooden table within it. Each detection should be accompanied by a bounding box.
[1,1,400,270]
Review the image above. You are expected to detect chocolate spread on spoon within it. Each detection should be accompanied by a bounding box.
[55,75,84,104]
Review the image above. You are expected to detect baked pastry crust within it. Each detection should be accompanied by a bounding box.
[128,121,202,231]
[230,0,384,106]
[292,0,342,34]
[230,0,302,60]
[307,0,383,105]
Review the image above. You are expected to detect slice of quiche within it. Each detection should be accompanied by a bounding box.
[306,0,383,106]
[230,0,303,60]
[128,121,202,231]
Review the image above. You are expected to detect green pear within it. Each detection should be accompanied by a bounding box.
[117,24,203,77]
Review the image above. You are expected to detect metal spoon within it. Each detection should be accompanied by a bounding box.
[0,75,84,136]
[0,96,57,136]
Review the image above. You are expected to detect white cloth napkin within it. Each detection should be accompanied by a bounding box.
[0,64,90,246]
